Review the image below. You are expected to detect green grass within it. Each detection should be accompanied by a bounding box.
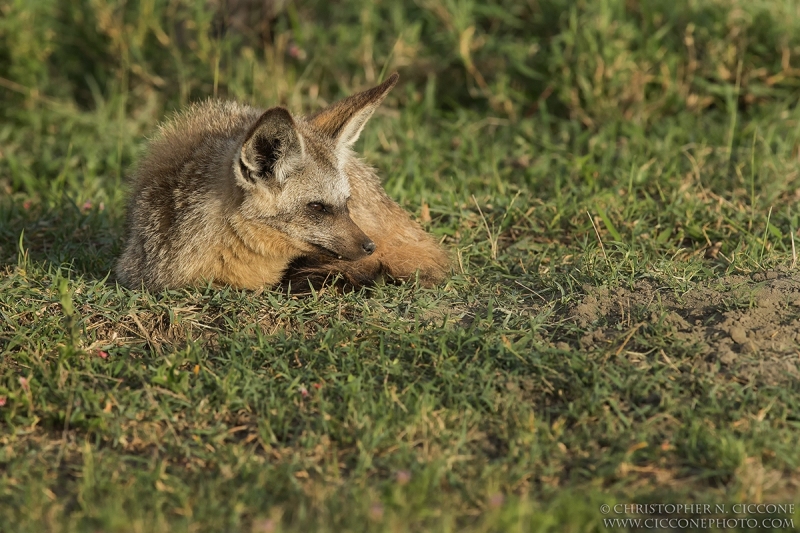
[2,0,800,531]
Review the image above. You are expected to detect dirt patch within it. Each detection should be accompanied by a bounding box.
[566,270,800,383]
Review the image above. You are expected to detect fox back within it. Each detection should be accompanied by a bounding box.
[117,74,449,291]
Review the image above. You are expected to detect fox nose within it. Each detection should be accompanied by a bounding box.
[362,240,376,255]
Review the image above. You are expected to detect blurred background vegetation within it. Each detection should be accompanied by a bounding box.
[4,0,800,115]
[2,0,800,194]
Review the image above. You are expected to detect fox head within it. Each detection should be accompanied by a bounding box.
[232,73,399,261]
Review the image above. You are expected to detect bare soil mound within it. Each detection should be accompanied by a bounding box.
[568,270,800,383]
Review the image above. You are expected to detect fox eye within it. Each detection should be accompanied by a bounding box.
[308,202,326,213]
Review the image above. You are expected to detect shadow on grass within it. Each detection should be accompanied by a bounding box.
[0,195,122,280]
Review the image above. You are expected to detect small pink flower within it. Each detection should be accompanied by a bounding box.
[22,200,32,210]
[252,519,275,532]
[369,503,384,521]
[288,44,307,60]
[98,351,108,359]
[489,492,505,509]
[396,470,411,485]
[299,386,308,397]
[18,377,29,391]
[313,383,322,390]
[81,200,93,211]
[0,396,6,407]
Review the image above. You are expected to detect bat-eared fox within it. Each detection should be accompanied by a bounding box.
[117,73,449,291]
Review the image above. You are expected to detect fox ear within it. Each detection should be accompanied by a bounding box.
[309,73,399,148]
[239,107,304,185]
